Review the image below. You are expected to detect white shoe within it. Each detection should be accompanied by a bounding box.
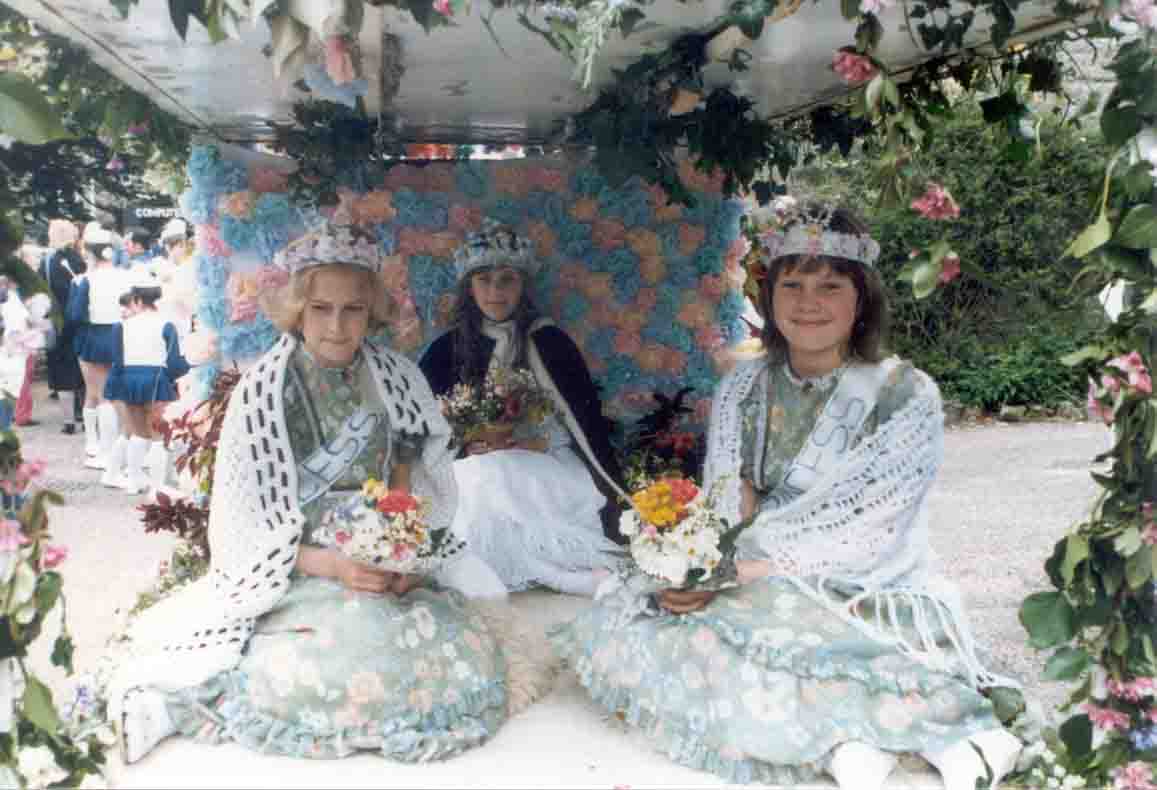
[970,729,1022,789]
[829,741,898,790]
[923,738,986,790]
[120,688,175,765]
[82,407,100,457]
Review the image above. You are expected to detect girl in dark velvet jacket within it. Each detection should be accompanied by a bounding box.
[420,221,626,596]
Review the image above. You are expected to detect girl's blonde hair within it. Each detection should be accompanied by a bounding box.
[260,263,395,334]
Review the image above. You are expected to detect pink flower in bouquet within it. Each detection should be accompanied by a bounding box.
[678,224,706,255]
[911,183,961,220]
[614,330,643,356]
[1122,0,1157,28]
[1109,677,1157,701]
[250,168,289,194]
[0,519,29,552]
[938,253,961,284]
[433,0,452,16]
[1113,762,1157,790]
[377,490,420,516]
[1108,351,1153,395]
[106,157,124,172]
[41,545,68,570]
[324,35,357,85]
[1085,702,1131,731]
[832,50,878,85]
[335,530,351,546]
[450,205,483,233]
[592,219,627,251]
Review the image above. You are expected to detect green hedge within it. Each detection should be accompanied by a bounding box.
[798,105,1109,409]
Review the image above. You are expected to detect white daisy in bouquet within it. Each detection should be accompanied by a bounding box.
[438,367,554,448]
[619,476,749,590]
[316,479,465,574]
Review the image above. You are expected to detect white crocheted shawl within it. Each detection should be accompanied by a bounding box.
[107,334,457,715]
[704,355,1014,689]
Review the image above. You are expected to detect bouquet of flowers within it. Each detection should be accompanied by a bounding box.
[439,367,554,447]
[315,479,465,574]
[618,476,748,591]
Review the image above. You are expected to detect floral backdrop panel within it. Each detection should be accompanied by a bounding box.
[181,144,750,427]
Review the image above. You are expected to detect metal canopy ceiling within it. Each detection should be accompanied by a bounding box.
[4,0,1079,144]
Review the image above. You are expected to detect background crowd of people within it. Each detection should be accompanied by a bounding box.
[0,215,195,496]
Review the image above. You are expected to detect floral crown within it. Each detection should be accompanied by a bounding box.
[273,218,382,275]
[757,200,880,269]
[453,219,540,282]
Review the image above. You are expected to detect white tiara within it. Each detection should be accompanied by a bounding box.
[758,202,880,268]
[273,220,382,275]
[453,219,540,282]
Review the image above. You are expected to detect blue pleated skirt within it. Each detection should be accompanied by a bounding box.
[104,365,177,404]
[74,324,118,365]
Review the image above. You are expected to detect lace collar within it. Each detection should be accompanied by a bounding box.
[783,360,846,393]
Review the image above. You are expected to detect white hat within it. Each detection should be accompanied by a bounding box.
[161,218,188,242]
[82,222,113,246]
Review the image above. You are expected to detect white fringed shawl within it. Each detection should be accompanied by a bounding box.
[107,334,458,722]
[704,355,1016,689]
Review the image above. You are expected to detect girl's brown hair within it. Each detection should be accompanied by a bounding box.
[757,205,889,363]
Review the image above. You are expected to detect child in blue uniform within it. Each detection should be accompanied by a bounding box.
[102,278,189,494]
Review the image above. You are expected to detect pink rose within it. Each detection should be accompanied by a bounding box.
[1084,702,1131,731]
[1108,350,1153,395]
[433,0,452,15]
[324,35,357,85]
[832,50,878,85]
[1088,379,1116,425]
[911,183,961,220]
[41,544,68,570]
[938,253,961,284]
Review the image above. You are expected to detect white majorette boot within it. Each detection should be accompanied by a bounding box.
[123,436,150,495]
[146,440,169,494]
[828,741,898,790]
[99,435,128,488]
[82,406,100,462]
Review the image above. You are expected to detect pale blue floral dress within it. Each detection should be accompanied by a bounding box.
[163,347,509,761]
[553,362,1002,784]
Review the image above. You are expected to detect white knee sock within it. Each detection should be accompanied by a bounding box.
[99,436,128,487]
[97,402,119,460]
[147,440,169,491]
[124,436,150,494]
[82,407,100,456]
[829,741,897,790]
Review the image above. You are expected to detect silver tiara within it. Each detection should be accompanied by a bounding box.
[453,218,540,282]
[273,218,382,275]
[758,200,880,268]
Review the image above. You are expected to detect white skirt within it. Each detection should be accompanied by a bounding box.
[451,445,620,596]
